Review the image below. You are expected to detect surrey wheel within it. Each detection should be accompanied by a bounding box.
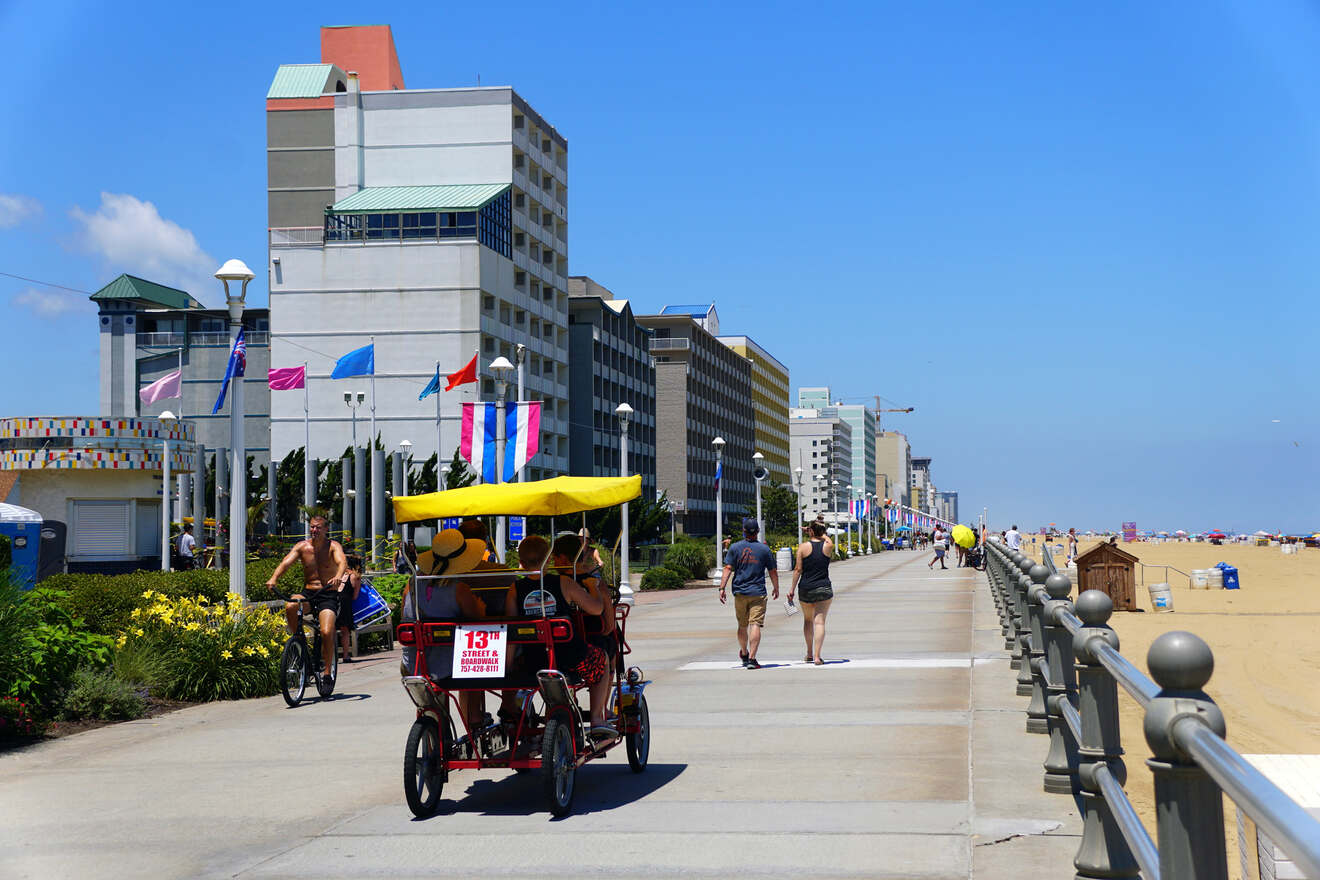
[404,716,446,818]
[625,693,650,773]
[541,717,577,817]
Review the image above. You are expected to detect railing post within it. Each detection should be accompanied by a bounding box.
[1025,563,1051,732]
[1144,631,1228,880]
[1008,551,1027,671]
[992,547,1013,647]
[1072,590,1140,880]
[1015,555,1035,694]
[1041,572,1078,792]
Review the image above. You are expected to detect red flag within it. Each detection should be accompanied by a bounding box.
[444,353,478,391]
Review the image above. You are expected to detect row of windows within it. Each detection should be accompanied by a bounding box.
[324,194,512,259]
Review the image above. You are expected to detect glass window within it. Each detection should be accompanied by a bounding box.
[366,213,400,240]
[402,212,437,239]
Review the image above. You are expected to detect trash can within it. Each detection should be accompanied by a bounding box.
[1148,582,1174,612]
[1215,562,1240,590]
[776,547,794,572]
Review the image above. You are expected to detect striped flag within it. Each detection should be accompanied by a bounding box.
[460,402,542,483]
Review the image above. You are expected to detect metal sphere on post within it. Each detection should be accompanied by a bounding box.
[159,410,177,571]
[615,402,634,606]
[712,436,725,577]
[490,356,515,563]
[215,259,254,599]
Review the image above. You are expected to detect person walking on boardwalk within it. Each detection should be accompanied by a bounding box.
[1005,525,1022,551]
[789,520,833,665]
[718,517,780,669]
[1066,528,1079,564]
[928,526,948,570]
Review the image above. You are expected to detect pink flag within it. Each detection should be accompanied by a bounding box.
[268,366,306,390]
[139,369,182,406]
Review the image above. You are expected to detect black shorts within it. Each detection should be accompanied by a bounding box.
[338,591,356,630]
[300,590,340,620]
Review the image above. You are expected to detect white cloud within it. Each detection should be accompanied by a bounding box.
[14,287,85,319]
[70,192,217,303]
[0,193,41,229]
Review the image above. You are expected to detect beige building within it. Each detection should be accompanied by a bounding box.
[876,430,911,504]
[717,335,790,485]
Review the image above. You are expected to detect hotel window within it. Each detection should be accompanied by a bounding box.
[401,212,437,239]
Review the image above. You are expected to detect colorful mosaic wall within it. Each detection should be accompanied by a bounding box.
[0,417,194,442]
[0,449,192,470]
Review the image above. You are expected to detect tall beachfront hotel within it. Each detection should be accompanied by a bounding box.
[266,26,570,477]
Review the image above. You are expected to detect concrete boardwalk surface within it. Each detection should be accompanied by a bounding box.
[0,550,1080,878]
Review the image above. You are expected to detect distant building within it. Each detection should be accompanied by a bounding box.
[638,307,753,536]
[937,490,959,524]
[911,456,933,513]
[0,416,195,573]
[93,274,271,458]
[875,430,911,506]
[789,408,852,523]
[796,388,876,502]
[266,25,571,478]
[717,335,790,484]
[567,276,656,501]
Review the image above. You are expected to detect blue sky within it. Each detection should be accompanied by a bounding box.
[2,0,1316,532]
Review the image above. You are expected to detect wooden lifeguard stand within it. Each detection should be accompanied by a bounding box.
[1075,542,1139,611]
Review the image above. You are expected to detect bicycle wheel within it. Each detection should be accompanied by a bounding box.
[404,716,445,818]
[541,717,576,817]
[316,648,338,699]
[625,693,650,773]
[280,639,308,707]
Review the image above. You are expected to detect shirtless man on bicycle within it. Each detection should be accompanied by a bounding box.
[266,515,347,681]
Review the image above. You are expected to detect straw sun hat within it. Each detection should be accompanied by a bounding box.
[416,529,486,577]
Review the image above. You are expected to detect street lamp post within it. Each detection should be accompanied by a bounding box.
[514,344,527,483]
[867,492,876,553]
[616,403,634,605]
[793,466,804,546]
[398,439,412,542]
[344,391,364,450]
[215,259,254,599]
[490,356,515,562]
[712,436,725,576]
[830,479,840,558]
[846,483,854,555]
[441,463,451,492]
[752,452,765,543]
[159,410,177,571]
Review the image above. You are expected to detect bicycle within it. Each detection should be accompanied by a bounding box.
[279,592,339,706]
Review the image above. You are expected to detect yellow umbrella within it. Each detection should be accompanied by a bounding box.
[392,474,641,523]
[951,525,976,549]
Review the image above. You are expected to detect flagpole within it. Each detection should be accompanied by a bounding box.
[369,336,378,567]
[435,360,442,486]
[303,361,311,540]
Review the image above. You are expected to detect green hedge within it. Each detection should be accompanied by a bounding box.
[0,534,10,570]
[640,566,685,591]
[44,559,306,636]
[663,542,713,580]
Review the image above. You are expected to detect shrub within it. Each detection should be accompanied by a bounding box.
[0,534,10,570]
[663,542,713,580]
[0,695,43,740]
[58,667,146,722]
[1,588,113,715]
[44,560,306,635]
[640,566,685,592]
[116,591,285,702]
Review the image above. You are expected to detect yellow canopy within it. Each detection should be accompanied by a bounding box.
[393,474,642,523]
[951,524,976,549]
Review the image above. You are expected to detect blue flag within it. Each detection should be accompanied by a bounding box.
[211,328,247,415]
[331,344,374,379]
[714,459,722,492]
[418,367,441,401]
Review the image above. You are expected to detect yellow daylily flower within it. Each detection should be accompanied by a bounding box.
[220,650,233,660]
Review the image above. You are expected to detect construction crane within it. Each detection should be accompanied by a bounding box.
[874,396,914,433]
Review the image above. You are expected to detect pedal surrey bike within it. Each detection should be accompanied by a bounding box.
[279,592,340,706]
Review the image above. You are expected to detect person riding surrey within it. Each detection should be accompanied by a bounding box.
[267,515,348,683]
[789,520,833,665]
[402,528,492,728]
[718,517,780,669]
[337,554,364,663]
[545,534,615,743]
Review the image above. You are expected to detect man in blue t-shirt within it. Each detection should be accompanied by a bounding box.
[718,518,780,669]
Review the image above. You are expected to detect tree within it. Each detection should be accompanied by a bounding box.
[273,447,306,534]
[741,480,800,534]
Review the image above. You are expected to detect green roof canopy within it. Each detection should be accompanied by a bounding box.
[89,275,202,309]
[267,64,340,99]
[329,184,510,214]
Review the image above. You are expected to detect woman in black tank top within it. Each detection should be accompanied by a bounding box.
[788,521,834,665]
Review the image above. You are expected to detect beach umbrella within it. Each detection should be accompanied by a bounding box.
[1253,530,1269,536]
[895,525,913,532]
[1174,530,1187,536]
[1206,531,1227,539]
[952,524,976,548]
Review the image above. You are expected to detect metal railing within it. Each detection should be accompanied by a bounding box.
[984,540,1320,879]
[1137,562,1192,589]
[136,332,185,347]
[269,226,324,247]
[648,338,690,352]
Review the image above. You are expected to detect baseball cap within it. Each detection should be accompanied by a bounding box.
[742,517,759,533]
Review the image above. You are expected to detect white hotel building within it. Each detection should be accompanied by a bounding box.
[266,26,570,477]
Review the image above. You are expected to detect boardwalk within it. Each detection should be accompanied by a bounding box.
[0,551,1080,879]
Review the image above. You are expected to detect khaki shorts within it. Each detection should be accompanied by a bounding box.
[733,594,767,627]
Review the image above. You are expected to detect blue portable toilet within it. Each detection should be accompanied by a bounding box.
[0,503,44,589]
[1215,562,1240,590]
